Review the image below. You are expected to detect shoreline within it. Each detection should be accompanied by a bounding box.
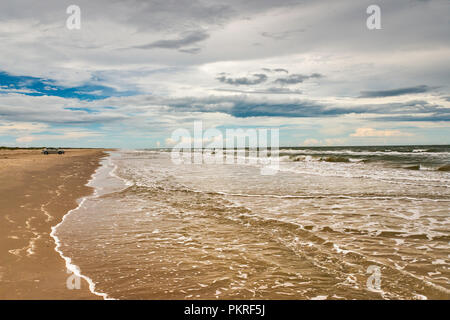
[50,155,113,300]
[0,148,107,299]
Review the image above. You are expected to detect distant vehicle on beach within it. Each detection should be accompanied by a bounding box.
[41,147,65,155]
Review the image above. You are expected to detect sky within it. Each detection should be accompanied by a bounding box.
[0,0,449,148]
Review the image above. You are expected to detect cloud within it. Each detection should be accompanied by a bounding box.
[230,100,327,117]
[2,122,102,145]
[158,95,332,117]
[0,93,129,124]
[350,128,413,137]
[178,47,202,54]
[373,114,450,122]
[262,68,289,74]
[274,73,322,85]
[133,30,209,51]
[303,138,319,146]
[216,73,268,86]
[16,136,35,143]
[359,85,432,98]
[103,94,449,121]
[213,87,302,94]
[261,28,306,40]
[302,137,346,146]
[15,129,101,144]
[0,121,48,134]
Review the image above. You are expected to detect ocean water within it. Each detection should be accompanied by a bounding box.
[54,146,450,299]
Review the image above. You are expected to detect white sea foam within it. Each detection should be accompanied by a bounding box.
[50,153,115,300]
[108,154,134,188]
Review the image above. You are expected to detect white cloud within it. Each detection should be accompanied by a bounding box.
[4,124,102,145]
[303,137,347,146]
[0,121,48,134]
[16,135,36,143]
[350,127,413,137]
[303,138,319,146]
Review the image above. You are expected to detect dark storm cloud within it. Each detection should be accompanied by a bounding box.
[216,73,268,85]
[230,100,336,117]
[227,100,449,119]
[375,115,450,122]
[359,85,432,98]
[274,73,322,85]
[348,100,449,117]
[157,96,449,120]
[163,96,331,117]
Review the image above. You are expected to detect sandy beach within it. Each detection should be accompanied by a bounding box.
[0,149,106,299]
[1,147,448,300]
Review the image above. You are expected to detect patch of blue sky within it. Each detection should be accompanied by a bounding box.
[63,107,97,113]
[0,71,137,100]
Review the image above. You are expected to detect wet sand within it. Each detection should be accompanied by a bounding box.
[0,149,106,299]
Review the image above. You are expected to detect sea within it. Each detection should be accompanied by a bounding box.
[52,145,450,299]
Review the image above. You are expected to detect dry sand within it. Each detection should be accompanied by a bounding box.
[0,148,106,299]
